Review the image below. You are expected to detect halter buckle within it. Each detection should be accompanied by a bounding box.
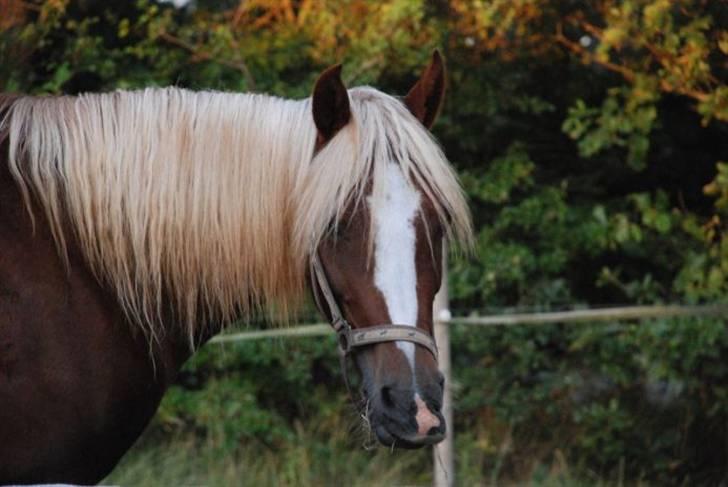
[332,318,352,354]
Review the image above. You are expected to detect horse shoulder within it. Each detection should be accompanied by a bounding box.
[0,150,187,483]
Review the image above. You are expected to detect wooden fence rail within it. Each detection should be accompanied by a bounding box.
[449,304,728,327]
[209,304,728,344]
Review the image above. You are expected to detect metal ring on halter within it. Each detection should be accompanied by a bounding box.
[332,318,352,354]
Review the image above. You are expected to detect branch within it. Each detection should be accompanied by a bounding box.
[554,22,636,82]
[574,15,719,89]
[554,22,710,103]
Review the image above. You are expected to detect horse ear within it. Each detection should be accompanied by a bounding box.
[404,50,446,129]
[312,64,351,144]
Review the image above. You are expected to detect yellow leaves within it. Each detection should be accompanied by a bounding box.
[719,31,728,55]
[118,18,130,39]
[601,26,626,49]
[449,0,550,58]
[38,0,69,22]
[643,0,671,31]
[295,0,314,27]
[557,0,723,125]
[704,162,728,211]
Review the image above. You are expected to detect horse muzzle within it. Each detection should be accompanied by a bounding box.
[365,385,446,449]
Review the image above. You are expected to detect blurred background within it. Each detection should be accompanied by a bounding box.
[1,0,727,484]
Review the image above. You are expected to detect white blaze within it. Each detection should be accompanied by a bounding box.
[370,163,421,370]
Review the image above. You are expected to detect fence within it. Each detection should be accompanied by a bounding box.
[208,304,728,344]
[208,301,728,486]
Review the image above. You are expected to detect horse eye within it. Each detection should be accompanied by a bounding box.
[325,222,347,241]
[430,214,446,237]
[334,225,351,241]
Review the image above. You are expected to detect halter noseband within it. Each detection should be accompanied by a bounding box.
[309,253,438,359]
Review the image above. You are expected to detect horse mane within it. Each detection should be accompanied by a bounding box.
[1,87,471,344]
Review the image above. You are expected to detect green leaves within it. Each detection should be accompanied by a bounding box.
[463,142,535,204]
[704,162,728,211]
[563,83,658,171]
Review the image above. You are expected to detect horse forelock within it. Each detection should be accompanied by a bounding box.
[1,86,471,345]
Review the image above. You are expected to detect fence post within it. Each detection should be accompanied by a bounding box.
[433,246,454,487]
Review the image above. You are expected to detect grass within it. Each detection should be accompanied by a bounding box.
[105,423,614,486]
[106,415,432,486]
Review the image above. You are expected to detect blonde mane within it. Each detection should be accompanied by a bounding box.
[2,86,471,343]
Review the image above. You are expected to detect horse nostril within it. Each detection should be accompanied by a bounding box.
[437,373,445,388]
[381,386,395,408]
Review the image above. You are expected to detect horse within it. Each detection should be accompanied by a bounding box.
[0,51,471,484]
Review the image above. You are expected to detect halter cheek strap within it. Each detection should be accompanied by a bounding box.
[309,253,438,359]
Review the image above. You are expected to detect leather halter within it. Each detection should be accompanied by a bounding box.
[309,253,438,359]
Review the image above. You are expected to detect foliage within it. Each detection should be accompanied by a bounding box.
[2,0,728,483]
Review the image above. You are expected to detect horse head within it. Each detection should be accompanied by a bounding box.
[308,52,469,449]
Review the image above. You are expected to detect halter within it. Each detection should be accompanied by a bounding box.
[309,252,438,401]
[309,252,438,393]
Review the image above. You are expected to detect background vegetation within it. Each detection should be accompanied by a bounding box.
[1,0,727,484]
